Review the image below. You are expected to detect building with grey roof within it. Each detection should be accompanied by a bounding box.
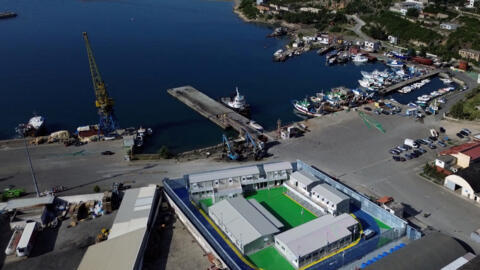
[208,197,280,255]
[311,183,350,215]
[365,232,471,270]
[188,162,293,204]
[78,185,160,270]
[275,213,359,268]
[289,170,319,196]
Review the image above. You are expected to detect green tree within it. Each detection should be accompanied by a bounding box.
[449,102,464,119]
[406,8,419,18]
[407,47,417,57]
[419,46,427,57]
[93,185,101,193]
[158,145,173,159]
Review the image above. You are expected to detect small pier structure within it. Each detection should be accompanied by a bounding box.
[378,70,440,95]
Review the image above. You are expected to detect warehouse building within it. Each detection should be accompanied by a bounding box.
[275,213,359,268]
[444,163,480,203]
[440,142,480,169]
[78,185,161,270]
[188,162,293,203]
[208,197,281,255]
[311,183,350,215]
[289,170,319,196]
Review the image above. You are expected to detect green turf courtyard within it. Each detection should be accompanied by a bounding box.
[248,246,294,270]
[244,187,317,229]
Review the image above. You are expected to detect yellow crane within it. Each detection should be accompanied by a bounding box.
[83,32,118,134]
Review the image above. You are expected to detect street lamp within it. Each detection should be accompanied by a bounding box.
[16,124,40,197]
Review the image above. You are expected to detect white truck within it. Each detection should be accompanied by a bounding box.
[404,138,419,148]
[16,221,38,257]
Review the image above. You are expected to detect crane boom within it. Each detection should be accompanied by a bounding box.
[82,32,118,134]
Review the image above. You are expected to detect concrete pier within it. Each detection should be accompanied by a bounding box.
[378,70,440,95]
[167,86,265,141]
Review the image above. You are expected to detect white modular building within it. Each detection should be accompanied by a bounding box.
[275,213,359,269]
[289,171,319,196]
[311,183,350,215]
[208,197,281,255]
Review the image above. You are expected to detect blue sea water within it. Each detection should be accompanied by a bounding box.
[0,0,445,152]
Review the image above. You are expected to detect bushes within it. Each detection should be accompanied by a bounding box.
[423,163,446,183]
[239,0,259,19]
[449,88,480,120]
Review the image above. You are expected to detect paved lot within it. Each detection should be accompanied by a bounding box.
[268,109,480,253]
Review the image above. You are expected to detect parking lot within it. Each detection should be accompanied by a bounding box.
[268,109,480,252]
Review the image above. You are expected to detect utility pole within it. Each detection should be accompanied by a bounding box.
[17,125,40,197]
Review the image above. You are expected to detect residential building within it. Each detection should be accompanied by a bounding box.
[208,197,281,255]
[299,7,320,13]
[256,0,264,5]
[256,5,270,13]
[288,170,319,196]
[444,163,480,203]
[78,185,161,270]
[388,35,398,44]
[275,214,359,269]
[440,23,458,31]
[363,41,381,52]
[390,1,424,15]
[440,142,480,169]
[310,183,350,215]
[188,162,293,203]
[459,49,480,62]
[466,0,476,8]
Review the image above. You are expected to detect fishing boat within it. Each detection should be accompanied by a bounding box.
[440,78,452,84]
[16,115,46,137]
[292,99,323,117]
[407,102,418,108]
[221,87,250,115]
[352,54,368,63]
[398,86,411,94]
[387,60,404,68]
[327,56,337,65]
[358,79,371,88]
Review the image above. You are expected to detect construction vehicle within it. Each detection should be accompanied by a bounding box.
[96,228,109,243]
[244,131,264,160]
[82,32,118,135]
[222,135,239,160]
[2,188,25,200]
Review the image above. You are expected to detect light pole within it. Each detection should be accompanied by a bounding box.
[17,124,40,197]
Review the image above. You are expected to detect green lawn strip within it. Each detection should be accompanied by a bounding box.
[248,246,294,270]
[377,237,392,248]
[245,187,316,229]
[374,218,391,230]
[200,198,213,207]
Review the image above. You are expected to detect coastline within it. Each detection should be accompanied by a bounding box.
[231,0,300,30]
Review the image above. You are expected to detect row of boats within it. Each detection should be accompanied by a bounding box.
[414,87,455,106]
[397,79,431,94]
[325,50,371,65]
[357,67,413,92]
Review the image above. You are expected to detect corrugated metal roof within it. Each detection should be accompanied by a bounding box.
[189,166,260,184]
[6,196,54,210]
[290,171,319,186]
[248,199,284,229]
[311,183,349,205]
[275,214,357,257]
[109,186,157,239]
[263,161,293,172]
[209,197,279,246]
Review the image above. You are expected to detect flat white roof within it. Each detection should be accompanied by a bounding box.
[189,166,260,184]
[109,186,157,239]
[291,170,319,186]
[312,183,349,205]
[6,196,54,210]
[275,214,357,258]
[17,221,36,249]
[263,161,293,172]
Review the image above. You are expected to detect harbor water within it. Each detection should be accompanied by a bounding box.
[0,0,443,153]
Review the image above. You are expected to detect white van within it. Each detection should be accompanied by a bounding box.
[404,138,419,148]
[16,221,37,257]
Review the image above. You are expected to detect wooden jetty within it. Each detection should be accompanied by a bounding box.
[378,70,441,95]
[167,86,266,142]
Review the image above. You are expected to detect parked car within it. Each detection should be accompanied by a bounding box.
[395,147,404,153]
[462,128,472,134]
[416,139,427,145]
[459,130,469,136]
[428,144,436,149]
[101,151,115,155]
[403,144,412,150]
[389,149,400,155]
[364,107,372,111]
[439,127,446,133]
[428,136,437,141]
[398,145,408,151]
[405,153,413,160]
[410,151,419,158]
[418,148,427,154]
[363,229,376,239]
[423,138,433,144]
[456,132,464,139]
[437,141,447,147]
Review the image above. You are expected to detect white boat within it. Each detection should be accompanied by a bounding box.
[440,78,452,84]
[438,97,447,104]
[430,91,440,97]
[361,71,372,79]
[249,121,264,132]
[352,54,368,63]
[417,95,430,102]
[273,49,283,57]
[398,86,411,94]
[358,79,371,88]
[28,116,44,130]
[388,60,404,68]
